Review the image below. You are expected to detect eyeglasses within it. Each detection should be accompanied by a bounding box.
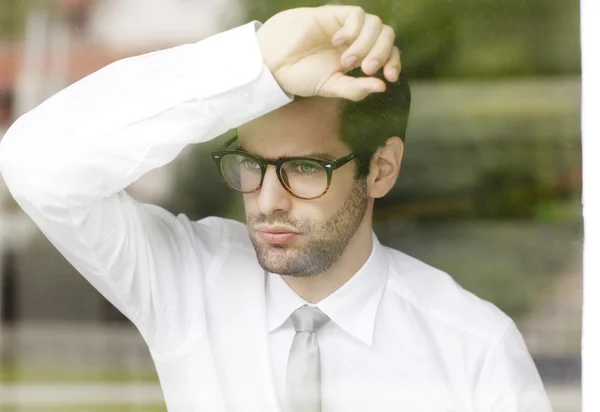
[211,135,366,200]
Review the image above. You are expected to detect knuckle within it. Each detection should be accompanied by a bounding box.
[383,25,395,38]
[351,6,365,16]
[369,14,383,27]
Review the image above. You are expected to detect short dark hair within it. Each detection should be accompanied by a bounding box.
[339,68,411,178]
[295,68,411,179]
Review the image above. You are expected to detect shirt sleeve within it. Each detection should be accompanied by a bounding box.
[473,322,554,412]
[0,22,292,337]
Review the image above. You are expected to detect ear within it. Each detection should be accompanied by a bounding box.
[367,137,404,199]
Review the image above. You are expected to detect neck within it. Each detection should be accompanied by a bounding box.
[281,216,374,304]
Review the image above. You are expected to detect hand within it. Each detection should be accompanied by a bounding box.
[256,5,402,102]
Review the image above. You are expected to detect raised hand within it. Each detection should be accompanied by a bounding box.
[257,5,402,102]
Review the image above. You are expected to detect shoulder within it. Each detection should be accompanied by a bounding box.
[382,244,513,342]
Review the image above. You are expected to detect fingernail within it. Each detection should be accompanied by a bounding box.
[344,55,357,67]
[366,59,380,73]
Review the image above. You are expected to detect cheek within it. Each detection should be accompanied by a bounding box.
[314,195,341,217]
[307,184,352,220]
[295,202,331,223]
[242,193,258,214]
[322,169,355,202]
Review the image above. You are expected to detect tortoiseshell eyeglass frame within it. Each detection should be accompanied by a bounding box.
[210,135,367,200]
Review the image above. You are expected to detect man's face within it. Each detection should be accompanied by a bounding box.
[237,97,369,277]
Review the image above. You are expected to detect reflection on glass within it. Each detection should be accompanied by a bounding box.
[0,0,581,411]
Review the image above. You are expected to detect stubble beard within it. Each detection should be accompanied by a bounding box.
[246,179,369,277]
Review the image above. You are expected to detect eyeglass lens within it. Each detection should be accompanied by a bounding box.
[219,153,328,198]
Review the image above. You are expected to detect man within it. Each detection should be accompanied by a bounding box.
[0,5,551,412]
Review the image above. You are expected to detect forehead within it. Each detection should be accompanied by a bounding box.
[237,97,349,158]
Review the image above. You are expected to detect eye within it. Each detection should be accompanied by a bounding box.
[297,163,318,173]
[288,161,322,174]
[240,158,260,170]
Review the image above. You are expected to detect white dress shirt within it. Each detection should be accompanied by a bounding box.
[0,21,552,412]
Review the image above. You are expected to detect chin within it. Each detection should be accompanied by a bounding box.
[257,247,337,277]
[253,247,309,276]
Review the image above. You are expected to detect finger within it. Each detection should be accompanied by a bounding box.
[340,14,383,69]
[361,25,396,75]
[383,46,402,82]
[330,6,366,46]
[319,73,386,102]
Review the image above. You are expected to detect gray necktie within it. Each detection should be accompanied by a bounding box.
[286,305,330,412]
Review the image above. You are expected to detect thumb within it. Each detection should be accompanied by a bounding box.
[319,73,386,101]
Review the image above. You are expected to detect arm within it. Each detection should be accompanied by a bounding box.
[474,322,554,412]
[0,5,401,348]
[0,22,292,330]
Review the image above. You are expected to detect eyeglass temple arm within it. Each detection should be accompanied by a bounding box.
[223,134,238,148]
[334,149,369,168]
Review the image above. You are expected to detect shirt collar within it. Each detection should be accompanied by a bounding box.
[265,232,389,347]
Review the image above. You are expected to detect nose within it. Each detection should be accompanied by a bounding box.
[257,165,293,215]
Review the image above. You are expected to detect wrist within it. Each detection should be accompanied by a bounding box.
[256,29,288,94]
[256,28,274,71]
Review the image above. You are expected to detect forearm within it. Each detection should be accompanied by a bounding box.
[0,21,291,216]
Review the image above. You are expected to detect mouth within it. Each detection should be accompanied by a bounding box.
[254,225,300,245]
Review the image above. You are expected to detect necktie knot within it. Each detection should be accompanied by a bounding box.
[290,305,329,334]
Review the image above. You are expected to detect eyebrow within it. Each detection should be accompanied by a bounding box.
[236,145,337,161]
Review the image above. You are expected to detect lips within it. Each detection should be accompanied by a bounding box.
[254,225,299,233]
[254,225,300,245]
